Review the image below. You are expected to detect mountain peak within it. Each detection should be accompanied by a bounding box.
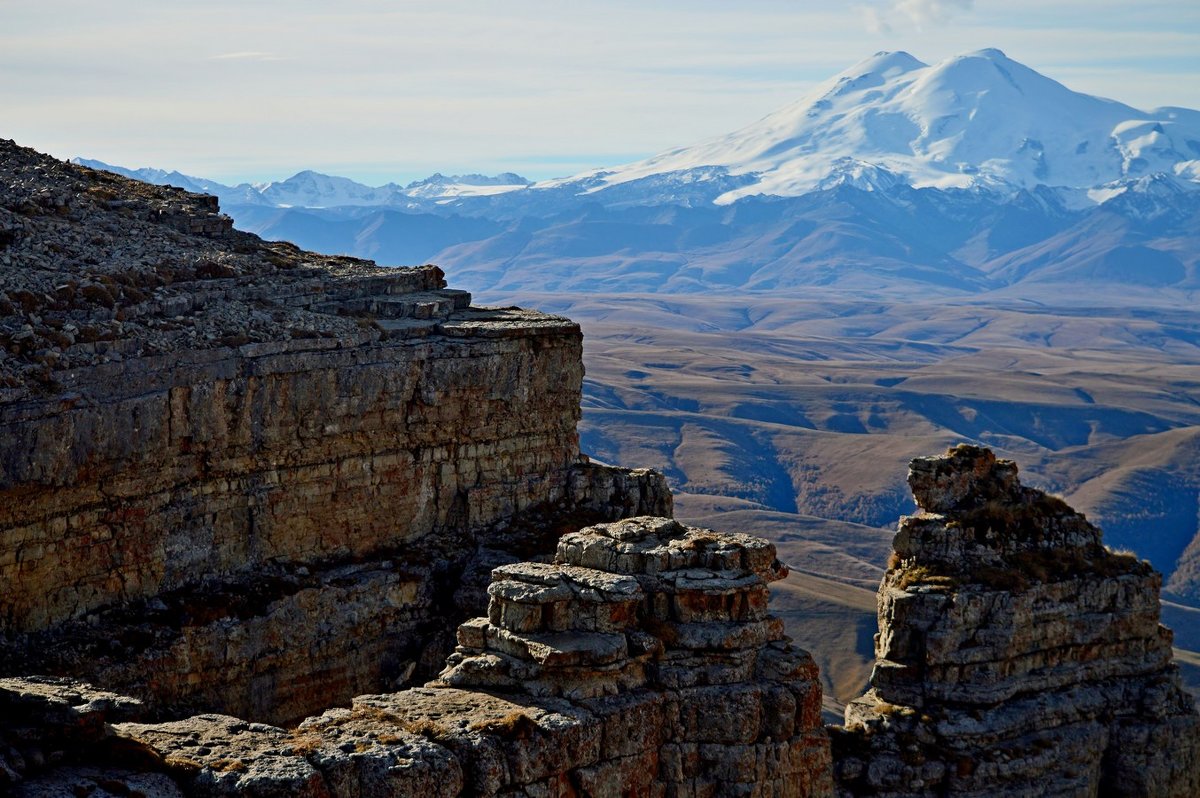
[858,50,926,72]
[560,48,1199,204]
[922,48,1033,90]
[964,47,1009,61]
[835,50,927,84]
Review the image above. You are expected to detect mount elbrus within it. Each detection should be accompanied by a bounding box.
[81,48,1200,295]
[2,141,1198,796]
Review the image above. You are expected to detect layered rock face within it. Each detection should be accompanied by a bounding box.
[3,293,585,632]
[7,140,1199,796]
[4,518,834,798]
[0,139,669,724]
[831,445,1200,797]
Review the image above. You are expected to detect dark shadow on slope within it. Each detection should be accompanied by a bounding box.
[894,392,1172,450]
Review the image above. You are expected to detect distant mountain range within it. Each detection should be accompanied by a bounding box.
[544,48,1200,204]
[60,49,1200,687]
[76,48,1200,296]
[68,160,532,209]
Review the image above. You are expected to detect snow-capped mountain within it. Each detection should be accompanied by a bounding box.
[542,48,1200,206]
[401,173,531,201]
[70,49,1200,296]
[76,50,1200,213]
[69,159,530,209]
[254,170,405,207]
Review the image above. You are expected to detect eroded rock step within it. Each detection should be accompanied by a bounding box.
[3,518,834,797]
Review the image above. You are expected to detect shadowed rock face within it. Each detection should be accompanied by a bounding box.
[832,444,1200,798]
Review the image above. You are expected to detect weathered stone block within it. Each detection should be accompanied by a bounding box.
[582,692,668,760]
[670,685,763,745]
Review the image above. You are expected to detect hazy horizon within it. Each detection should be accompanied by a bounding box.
[4,1,1199,185]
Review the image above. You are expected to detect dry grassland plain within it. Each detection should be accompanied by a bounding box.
[479,288,1200,717]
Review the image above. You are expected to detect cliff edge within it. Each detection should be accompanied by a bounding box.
[4,140,1198,796]
[832,445,1200,796]
[0,138,670,727]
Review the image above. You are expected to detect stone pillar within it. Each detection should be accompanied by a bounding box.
[832,445,1200,797]
[436,516,834,797]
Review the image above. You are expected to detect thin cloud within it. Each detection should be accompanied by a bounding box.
[862,7,892,34]
[6,1,1196,183]
[896,0,973,25]
[862,0,973,32]
[208,51,287,62]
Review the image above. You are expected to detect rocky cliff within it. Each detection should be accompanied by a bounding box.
[3,140,1198,796]
[831,445,1200,796]
[0,138,669,726]
[2,518,834,797]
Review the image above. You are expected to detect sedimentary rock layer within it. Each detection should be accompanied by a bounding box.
[3,519,834,797]
[0,140,671,724]
[2,302,588,631]
[1,458,672,726]
[831,445,1200,797]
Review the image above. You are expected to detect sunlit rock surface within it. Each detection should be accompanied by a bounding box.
[832,445,1200,797]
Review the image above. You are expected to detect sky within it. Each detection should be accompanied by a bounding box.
[3,1,1198,185]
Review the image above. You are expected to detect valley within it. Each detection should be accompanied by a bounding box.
[64,45,1200,721]
[475,288,1200,714]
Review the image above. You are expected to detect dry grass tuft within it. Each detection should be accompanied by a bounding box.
[966,545,1147,592]
[286,734,326,756]
[894,565,958,591]
[398,717,455,742]
[307,703,459,745]
[162,755,205,775]
[208,758,249,773]
[468,710,539,740]
[683,532,721,551]
[950,494,1074,542]
[875,702,916,717]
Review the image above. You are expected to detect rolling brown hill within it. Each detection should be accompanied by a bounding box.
[478,288,1200,713]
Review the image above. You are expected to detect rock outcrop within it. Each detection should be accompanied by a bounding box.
[3,518,834,797]
[0,138,669,726]
[6,139,1200,796]
[831,445,1200,797]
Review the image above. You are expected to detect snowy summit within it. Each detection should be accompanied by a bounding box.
[544,49,1200,205]
[74,49,1200,215]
